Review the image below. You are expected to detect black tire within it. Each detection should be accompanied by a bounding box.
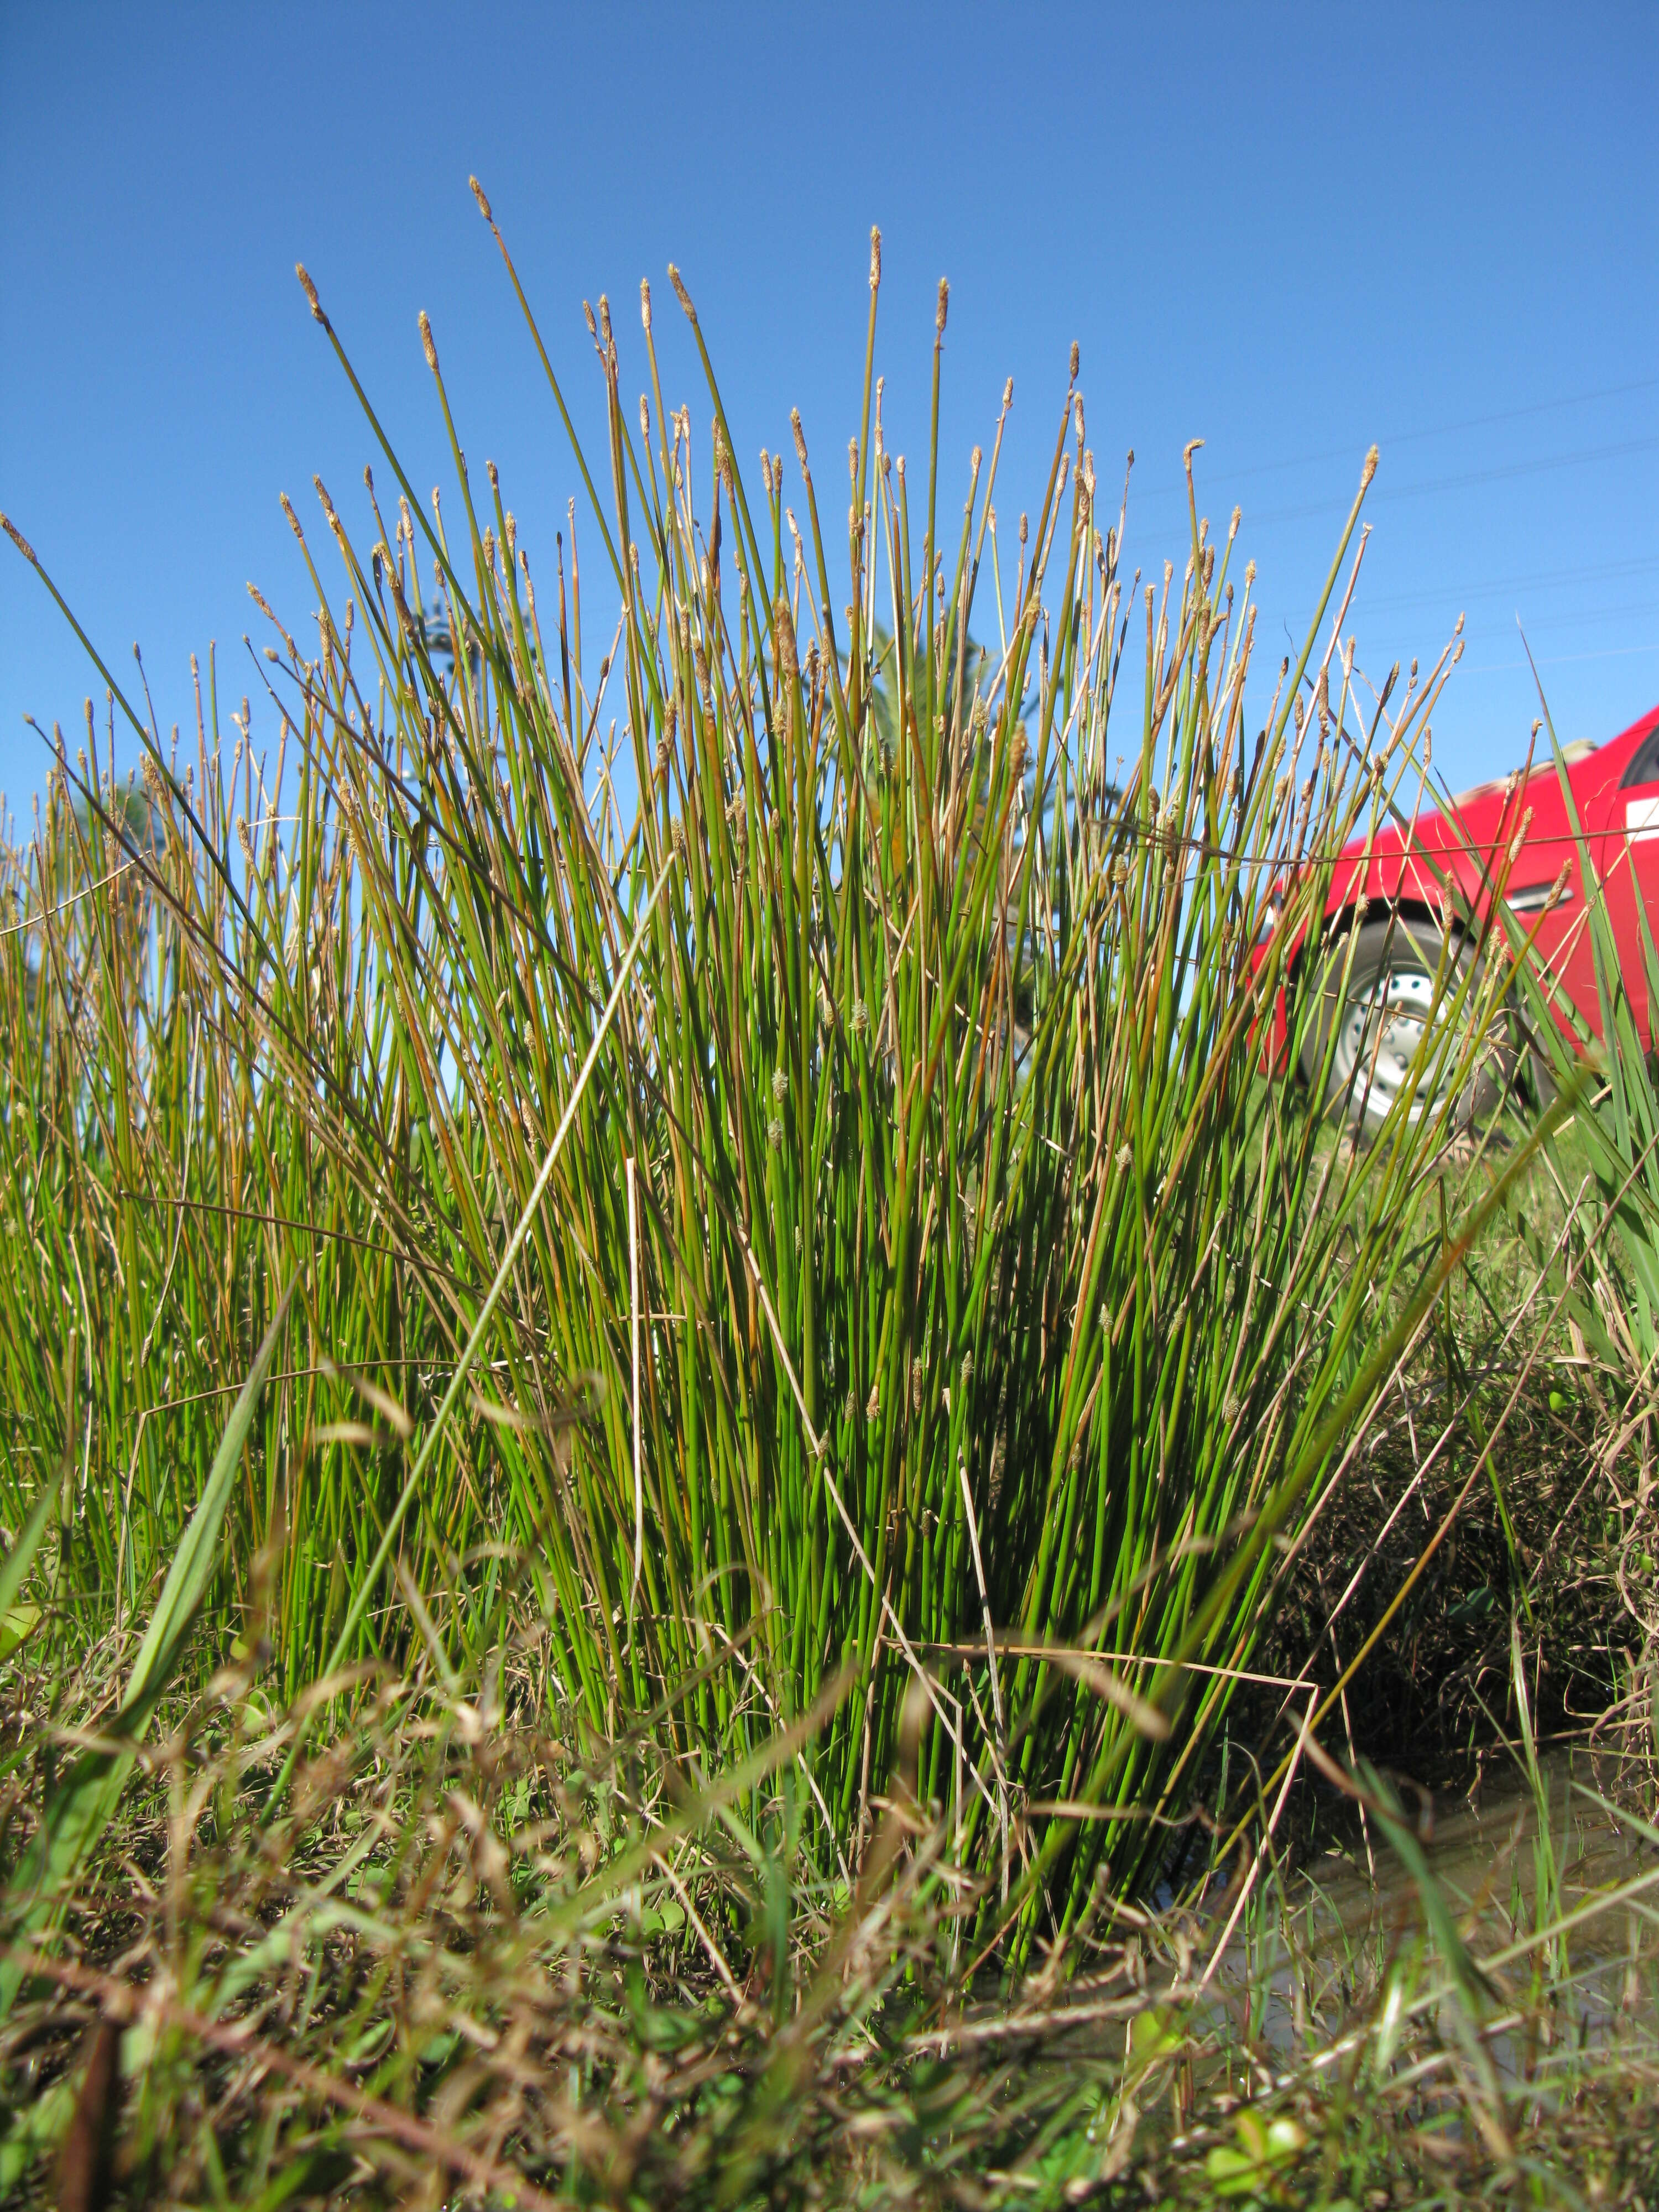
[1298,914,1514,1134]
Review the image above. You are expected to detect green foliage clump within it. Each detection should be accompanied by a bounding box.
[0,198,1579,2002]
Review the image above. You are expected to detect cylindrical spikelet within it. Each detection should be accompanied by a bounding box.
[774,593,798,690]
[295,263,328,326]
[0,514,36,564]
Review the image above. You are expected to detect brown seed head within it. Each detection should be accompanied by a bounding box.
[599,294,613,350]
[1003,376,1014,411]
[312,477,343,545]
[1070,340,1080,380]
[774,592,799,687]
[582,299,598,341]
[667,263,696,325]
[279,492,304,542]
[936,277,949,336]
[295,263,325,324]
[418,311,439,374]
[1361,443,1379,491]
[1,513,36,565]
[869,226,881,290]
[640,277,651,332]
[791,408,809,471]
[469,176,493,221]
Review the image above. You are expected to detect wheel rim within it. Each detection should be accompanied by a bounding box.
[1330,959,1464,1123]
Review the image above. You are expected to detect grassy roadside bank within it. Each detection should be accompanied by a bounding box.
[1,202,1655,2203]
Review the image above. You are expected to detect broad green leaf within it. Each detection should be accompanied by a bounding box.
[0,1605,40,1663]
[0,1279,293,2026]
[0,1480,56,1636]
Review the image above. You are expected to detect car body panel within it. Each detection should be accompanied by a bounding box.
[1296,700,1659,1052]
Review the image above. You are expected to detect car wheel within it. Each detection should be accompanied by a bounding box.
[1298,915,1513,1133]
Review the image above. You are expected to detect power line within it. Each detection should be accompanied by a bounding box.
[1243,435,1659,530]
[1477,599,1659,636]
[1461,640,1659,676]
[1136,373,1659,500]
[1356,553,1659,618]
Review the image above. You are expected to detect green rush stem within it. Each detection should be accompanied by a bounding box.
[263,853,678,1814]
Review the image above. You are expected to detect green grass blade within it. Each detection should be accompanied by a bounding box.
[0,1279,294,2023]
[0,1480,56,1660]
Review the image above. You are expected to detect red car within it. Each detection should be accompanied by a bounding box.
[1285,699,1659,1129]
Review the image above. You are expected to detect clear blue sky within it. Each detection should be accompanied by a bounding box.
[2,2,1655,815]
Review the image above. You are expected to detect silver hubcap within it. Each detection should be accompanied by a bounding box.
[1331,963,1459,1122]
